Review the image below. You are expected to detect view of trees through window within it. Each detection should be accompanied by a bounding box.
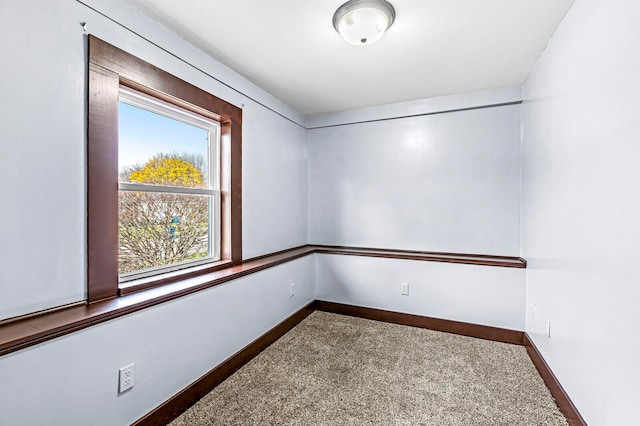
[118,93,216,278]
[118,154,210,275]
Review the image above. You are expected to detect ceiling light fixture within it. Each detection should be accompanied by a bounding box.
[333,0,396,46]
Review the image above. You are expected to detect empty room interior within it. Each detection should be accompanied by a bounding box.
[1,0,638,425]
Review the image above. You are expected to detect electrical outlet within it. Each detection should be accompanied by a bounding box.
[119,363,135,393]
[290,283,295,298]
[400,283,409,296]
[532,303,538,320]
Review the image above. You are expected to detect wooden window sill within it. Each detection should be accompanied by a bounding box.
[118,259,236,296]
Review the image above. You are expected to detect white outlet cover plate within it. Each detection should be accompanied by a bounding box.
[119,363,135,393]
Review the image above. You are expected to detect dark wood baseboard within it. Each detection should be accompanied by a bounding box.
[133,301,584,426]
[314,300,524,345]
[134,300,524,425]
[133,303,314,426]
[523,333,587,426]
[315,302,586,423]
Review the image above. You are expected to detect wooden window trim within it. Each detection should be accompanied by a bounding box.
[88,36,242,302]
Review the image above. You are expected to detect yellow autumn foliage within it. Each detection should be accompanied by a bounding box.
[129,156,204,187]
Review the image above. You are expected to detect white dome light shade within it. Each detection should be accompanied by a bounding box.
[333,0,396,46]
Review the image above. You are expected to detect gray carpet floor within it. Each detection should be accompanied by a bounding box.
[171,311,567,425]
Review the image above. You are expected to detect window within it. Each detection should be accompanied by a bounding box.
[88,36,242,301]
[118,88,221,280]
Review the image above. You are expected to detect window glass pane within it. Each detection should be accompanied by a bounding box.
[118,191,211,275]
[118,102,210,188]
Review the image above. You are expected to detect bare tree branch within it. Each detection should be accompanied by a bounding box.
[118,154,210,275]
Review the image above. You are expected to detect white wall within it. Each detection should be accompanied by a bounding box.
[0,257,314,425]
[307,90,522,256]
[0,0,87,320]
[0,0,307,320]
[242,102,307,259]
[521,0,640,424]
[6,0,613,423]
[0,1,312,424]
[306,86,522,129]
[316,254,525,330]
[307,89,525,331]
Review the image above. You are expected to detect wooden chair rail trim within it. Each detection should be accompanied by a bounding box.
[313,245,526,268]
[0,245,524,356]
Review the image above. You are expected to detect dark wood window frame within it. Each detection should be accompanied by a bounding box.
[88,36,242,302]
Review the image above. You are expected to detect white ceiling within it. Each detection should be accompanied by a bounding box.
[126,0,574,116]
